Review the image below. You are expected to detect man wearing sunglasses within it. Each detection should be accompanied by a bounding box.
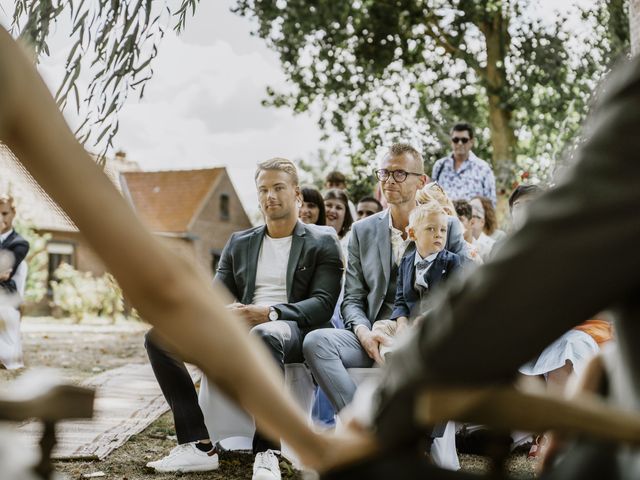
[431,122,496,205]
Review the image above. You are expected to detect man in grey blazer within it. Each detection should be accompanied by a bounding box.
[145,158,343,479]
[304,143,467,414]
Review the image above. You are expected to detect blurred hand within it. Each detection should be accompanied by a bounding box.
[356,328,390,365]
[234,304,270,327]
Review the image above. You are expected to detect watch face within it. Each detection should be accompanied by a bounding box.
[269,309,278,321]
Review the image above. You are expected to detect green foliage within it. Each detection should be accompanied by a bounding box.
[234,0,629,191]
[13,218,50,304]
[50,263,124,322]
[295,149,376,203]
[9,0,200,160]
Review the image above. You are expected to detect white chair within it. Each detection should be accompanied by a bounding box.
[0,261,27,369]
[198,363,315,464]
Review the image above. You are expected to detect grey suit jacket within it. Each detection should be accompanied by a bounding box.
[215,221,343,334]
[342,210,467,332]
[342,210,394,332]
[373,55,640,479]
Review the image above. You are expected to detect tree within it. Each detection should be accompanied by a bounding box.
[234,0,629,187]
[8,0,200,160]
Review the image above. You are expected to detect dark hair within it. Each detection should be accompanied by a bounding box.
[473,196,498,235]
[324,188,354,238]
[325,171,347,186]
[453,200,472,220]
[301,186,326,225]
[356,196,383,212]
[451,122,474,139]
[509,184,543,210]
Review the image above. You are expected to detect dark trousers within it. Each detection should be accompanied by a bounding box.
[145,319,304,454]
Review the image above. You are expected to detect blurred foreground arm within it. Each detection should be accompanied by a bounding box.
[0,27,375,470]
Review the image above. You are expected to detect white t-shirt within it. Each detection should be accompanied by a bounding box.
[252,234,292,307]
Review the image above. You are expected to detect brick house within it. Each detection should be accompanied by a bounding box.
[1,143,252,290]
[0,144,140,284]
[119,168,252,278]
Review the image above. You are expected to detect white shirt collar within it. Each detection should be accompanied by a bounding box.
[414,250,438,266]
[0,229,13,244]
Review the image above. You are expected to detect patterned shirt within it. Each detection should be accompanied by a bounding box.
[431,152,496,205]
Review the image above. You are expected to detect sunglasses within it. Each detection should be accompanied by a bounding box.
[451,137,470,144]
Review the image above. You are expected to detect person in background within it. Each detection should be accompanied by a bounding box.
[509,184,543,231]
[300,185,326,225]
[0,27,378,476]
[431,122,496,205]
[324,170,357,219]
[468,199,495,262]
[324,188,354,260]
[472,196,506,242]
[453,200,482,265]
[355,196,383,221]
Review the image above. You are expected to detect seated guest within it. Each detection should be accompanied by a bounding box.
[373,201,462,359]
[324,188,354,260]
[0,194,29,296]
[468,198,495,262]
[355,196,383,221]
[299,185,326,225]
[324,170,357,219]
[509,184,543,231]
[145,158,343,479]
[304,143,462,470]
[453,199,482,265]
[472,195,506,242]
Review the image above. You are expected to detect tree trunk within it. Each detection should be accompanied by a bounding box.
[480,11,518,185]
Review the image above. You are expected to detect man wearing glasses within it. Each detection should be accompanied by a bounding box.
[304,145,466,462]
[432,122,496,205]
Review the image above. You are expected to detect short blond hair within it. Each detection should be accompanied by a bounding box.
[254,158,299,186]
[0,194,15,211]
[416,182,456,216]
[409,201,447,230]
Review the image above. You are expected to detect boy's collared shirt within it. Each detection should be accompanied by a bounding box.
[414,251,439,290]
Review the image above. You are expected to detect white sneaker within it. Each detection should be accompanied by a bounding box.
[146,442,219,472]
[252,449,281,480]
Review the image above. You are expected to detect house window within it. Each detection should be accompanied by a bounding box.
[211,249,222,275]
[220,194,230,221]
[47,241,75,296]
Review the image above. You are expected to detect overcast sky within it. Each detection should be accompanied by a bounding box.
[1,0,592,216]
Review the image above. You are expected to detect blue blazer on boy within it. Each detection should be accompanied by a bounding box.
[390,249,461,320]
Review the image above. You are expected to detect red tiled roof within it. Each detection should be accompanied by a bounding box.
[0,144,138,232]
[120,168,224,233]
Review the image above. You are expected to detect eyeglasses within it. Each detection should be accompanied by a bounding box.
[375,169,423,183]
[451,137,470,144]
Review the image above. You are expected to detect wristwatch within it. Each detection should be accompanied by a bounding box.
[268,307,279,321]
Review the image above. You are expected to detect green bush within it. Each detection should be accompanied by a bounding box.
[50,263,124,322]
[13,219,50,304]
